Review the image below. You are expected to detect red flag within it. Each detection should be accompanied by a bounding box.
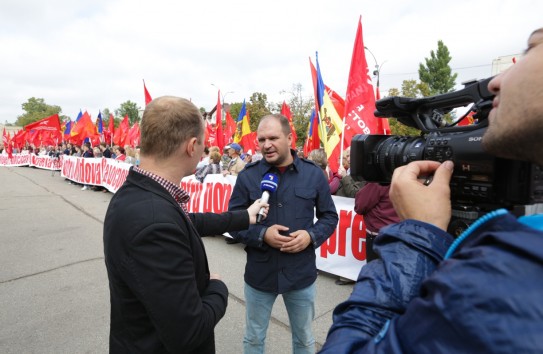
[2,128,13,158]
[214,90,225,150]
[281,101,297,149]
[24,114,62,133]
[143,80,153,106]
[70,111,97,142]
[127,122,141,147]
[457,111,476,126]
[204,120,214,147]
[107,113,115,145]
[224,111,236,144]
[344,16,381,139]
[114,115,130,147]
[12,130,27,150]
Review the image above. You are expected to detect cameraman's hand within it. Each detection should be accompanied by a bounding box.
[390,160,454,231]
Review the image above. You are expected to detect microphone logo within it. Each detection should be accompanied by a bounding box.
[261,173,278,193]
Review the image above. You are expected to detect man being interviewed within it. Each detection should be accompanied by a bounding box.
[103,96,268,354]
[228,114,339,354]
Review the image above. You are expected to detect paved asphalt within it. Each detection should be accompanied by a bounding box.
[0,166,355,354]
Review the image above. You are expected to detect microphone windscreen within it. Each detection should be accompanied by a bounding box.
[260,173,279,193]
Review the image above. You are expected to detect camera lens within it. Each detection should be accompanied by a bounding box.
[374,136,425,179]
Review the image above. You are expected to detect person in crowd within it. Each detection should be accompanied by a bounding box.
[134,146,141,166]
[124,145,137,165]
[229,114,338,354]
[93,147,102,158]
[81,142,94,191]
[242,152,252,164]
[99,142,112,158]
[307,148,329,181]
[72,145,81,157]
[329,147,365,198]
[114,146,126,161]
[196,146,210,171]
[195,150,222,183]
[103,96,268,354]
[354,182,400,262]
[222,142,246,176]
[320,28,543,353]
[221,145,232,170]
[61,143,70,155]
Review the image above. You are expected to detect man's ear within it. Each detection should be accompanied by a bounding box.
[186,137,198,157]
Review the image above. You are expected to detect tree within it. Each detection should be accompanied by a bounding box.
[247,92,272,132]
[418,40,458,95]
[115,100,140,125]
[15,97,67,127]
[279,83,314,148]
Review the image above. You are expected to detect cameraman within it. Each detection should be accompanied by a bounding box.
[320,28,543,353]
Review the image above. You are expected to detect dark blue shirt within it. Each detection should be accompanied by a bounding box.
[229,150,338,293]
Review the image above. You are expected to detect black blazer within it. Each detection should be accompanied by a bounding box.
[104,169,248,353]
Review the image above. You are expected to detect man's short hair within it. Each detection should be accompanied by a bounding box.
[140,96,204,159]
[260,114,291,136]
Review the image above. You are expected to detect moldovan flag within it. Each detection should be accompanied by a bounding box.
[143,80,153,106]
[314,53,343,172]
[303,109,320,155]
[310,59,345,127]
[281,101,297,149]
[214,90,225,150]
[344,16,384,141]
[234,100,256,154]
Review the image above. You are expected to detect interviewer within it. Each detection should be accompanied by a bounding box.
[103,96,268,354]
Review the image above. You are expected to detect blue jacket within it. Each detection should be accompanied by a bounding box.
[229,151,338,294]
[320,210,543,353]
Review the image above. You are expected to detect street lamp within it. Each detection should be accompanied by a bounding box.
[364,46,386,97]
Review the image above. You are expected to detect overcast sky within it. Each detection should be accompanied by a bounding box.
[1,0,541,124]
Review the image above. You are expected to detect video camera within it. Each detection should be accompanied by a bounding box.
[351,77,543,235]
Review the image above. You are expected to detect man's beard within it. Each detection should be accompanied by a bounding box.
[483,123,543,165]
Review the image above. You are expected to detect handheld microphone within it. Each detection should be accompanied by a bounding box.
[257,173,278,223]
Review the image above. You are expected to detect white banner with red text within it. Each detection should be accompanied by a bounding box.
[60,155,131,193]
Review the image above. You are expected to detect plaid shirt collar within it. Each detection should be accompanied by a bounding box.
[133,166,190,217]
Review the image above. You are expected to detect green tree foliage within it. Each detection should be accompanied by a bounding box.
[247,92,272,132]
[115,100,141,125]
[15,97,67,127]
[279,83,314,148]
[418,40,458,95]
